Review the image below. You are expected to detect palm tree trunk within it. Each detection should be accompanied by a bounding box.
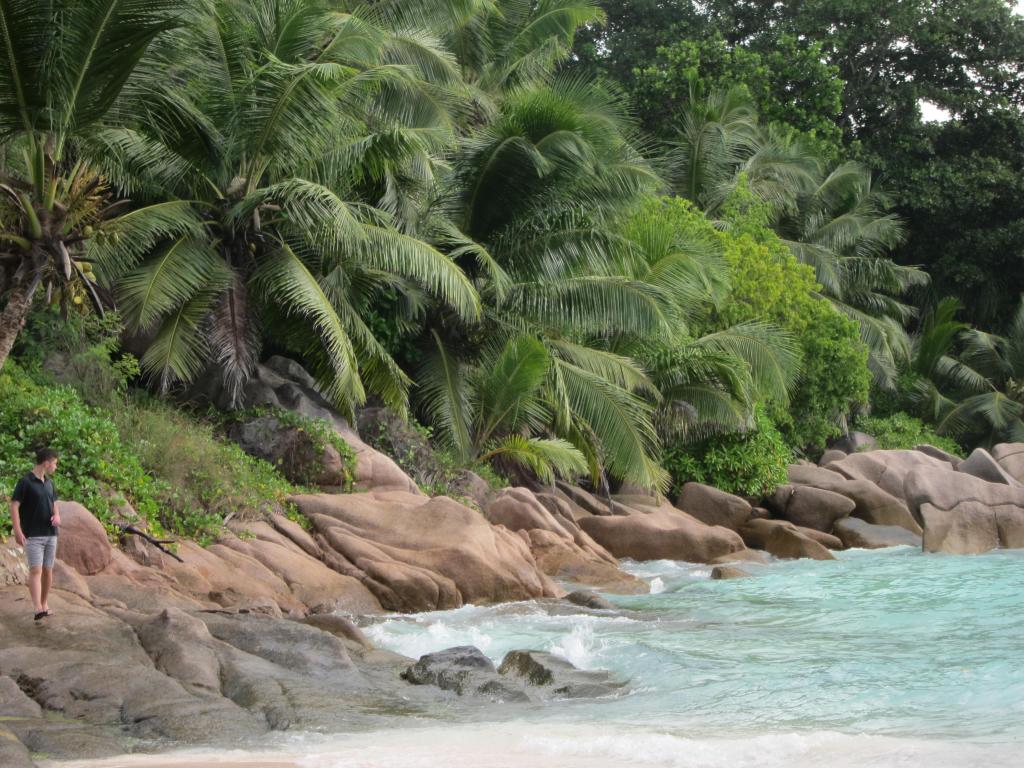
[0,268,42,370]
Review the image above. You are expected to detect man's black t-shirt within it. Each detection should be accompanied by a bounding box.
[11,472,58,537]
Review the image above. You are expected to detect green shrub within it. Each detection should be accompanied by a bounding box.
[854,413,962,456]
[662,407,792,497]
[0,361,166,539]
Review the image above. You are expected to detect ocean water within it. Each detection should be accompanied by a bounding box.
[60,547,1024,767]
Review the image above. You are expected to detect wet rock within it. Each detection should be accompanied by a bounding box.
[676,483,752,531]
[498,650,626,699]
[763,526,835,561]
[710,566,749,580]
[402,646,529,702]
[566,590,615,610]
[769,484,855,532]
[833,518,921,549]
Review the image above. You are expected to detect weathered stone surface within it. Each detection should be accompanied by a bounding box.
[763,526,836,561]
[0,724,33,768]
[55,502,112,575]
[788,464,922,534]
[905,466,1024,554]
[833,517,921,549]
[0,542,27,586]
[769,484,855,532]
[579,506,745,563]
[402,646,528,702]
[739,518,842,551]
[554,482,614,516]
[566,590,615,610]
[301,615,373,649]
[676,483,752,531]
[957,447,1023,487]
[484,488,642,593]
[498,650,626,699]
[710,566,749,580]
[294,491,561,611]
[826,450,953,517]
[818,449,847,466]
[993,443,1024,483]
[916,444,962,463]
[0,675,42,717]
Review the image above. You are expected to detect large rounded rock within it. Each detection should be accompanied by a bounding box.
[763,526,835,561]
[826,450,954,508]
[739,518,842,551]
[993,443,1024,483]
[769,484,855,532]
[956,447,1023,487]
[676,483,752,531]
[402,646,528,702]
[484,488,642,593]
[497,650,626,699]
[293,491,561,611]
[579,506,745,563]
[905,466,1024,554]
[833,517,921,549]
[788,464,922,535]
[56,502,112,575]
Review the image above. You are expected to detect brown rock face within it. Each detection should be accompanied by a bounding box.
[763,526,836,561]
[55,502,112,575]
[769,485,855,532]
[993,443,1024,482]
[676,483,752,531]
[484,488,644,593]
[787,464,922,534]
[739,518,842,551]
[825,450,954,507]
[293,491,561,611]
[710,565,749,579]
[579,506,745,563]
[833,517,921,549]
[905,466,1024,554]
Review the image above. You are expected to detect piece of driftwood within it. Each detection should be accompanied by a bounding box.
[120,524,184,563]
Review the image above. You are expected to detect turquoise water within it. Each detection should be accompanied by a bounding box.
[66,548,1024,768]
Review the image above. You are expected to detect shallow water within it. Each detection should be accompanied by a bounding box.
[65,547,1024,767]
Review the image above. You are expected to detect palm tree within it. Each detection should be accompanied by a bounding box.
[89,0,479,415]
[911,297,1024,445]
[0,0,184,369]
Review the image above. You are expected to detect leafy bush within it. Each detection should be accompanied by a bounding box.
[716,183,871,452]
[662,407,792,497]
[0,361,166,539]
[854,413,962,456]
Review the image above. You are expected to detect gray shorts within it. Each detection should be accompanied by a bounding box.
[25,536,58,569]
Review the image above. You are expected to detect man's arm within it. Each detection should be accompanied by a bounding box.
[51,497,60,527]
[10,500,25,545]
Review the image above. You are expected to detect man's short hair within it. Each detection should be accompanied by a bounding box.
[35,447,59,464]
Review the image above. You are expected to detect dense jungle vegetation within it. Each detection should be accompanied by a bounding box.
[1,1,1022,539]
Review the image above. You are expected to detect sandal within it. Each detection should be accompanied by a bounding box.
[33,611,49,621]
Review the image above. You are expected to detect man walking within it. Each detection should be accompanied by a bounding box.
[9,448,61,620]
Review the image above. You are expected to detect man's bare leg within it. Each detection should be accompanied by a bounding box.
[40,567,52,613]
[28,566,42,613]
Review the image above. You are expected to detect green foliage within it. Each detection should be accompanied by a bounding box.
[632,34,843,155]
[662,407,792,497]
[0,361,165,539]
[854,413,962,456]
[225,407,358,492]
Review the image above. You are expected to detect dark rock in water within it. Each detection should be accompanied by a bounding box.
[763,526,836,561]
[402,646,529,702]
[834,517,921,549]
[566,590,615,610]
[711,565,749,580]
[828,431,877,454]
[498,650,626,699]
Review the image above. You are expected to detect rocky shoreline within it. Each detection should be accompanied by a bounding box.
[3,359,1023,766]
